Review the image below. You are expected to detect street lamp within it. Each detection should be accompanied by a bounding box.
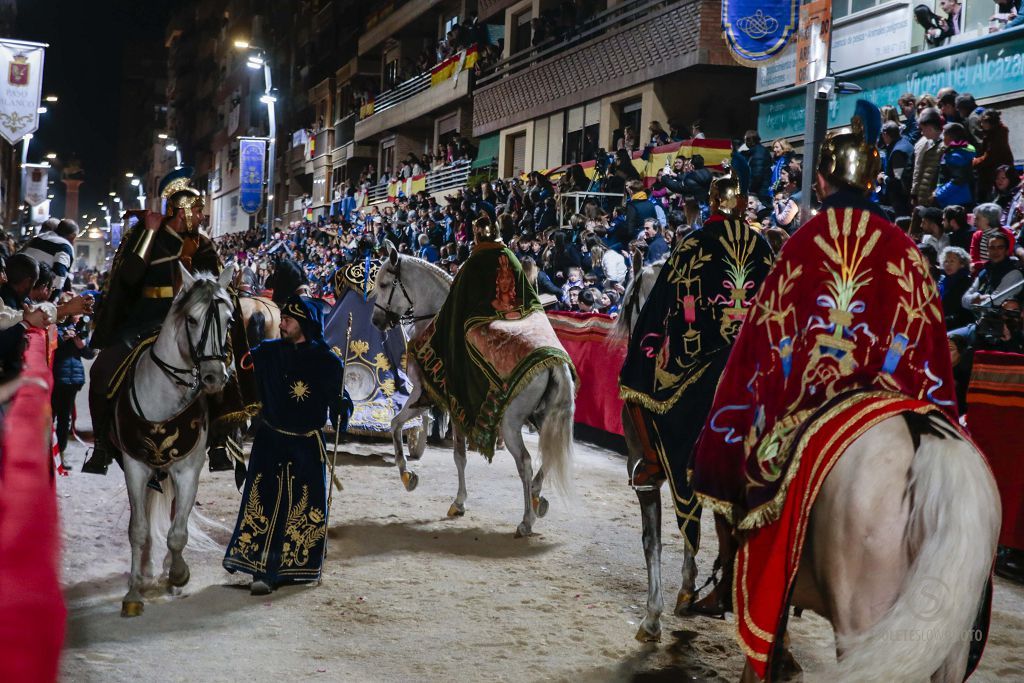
[163,137,183,168]
[44,95,58,103]
[45,152,56,160]
[235,40,277,241]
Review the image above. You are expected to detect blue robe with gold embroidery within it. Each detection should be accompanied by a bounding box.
[223,338,344,584]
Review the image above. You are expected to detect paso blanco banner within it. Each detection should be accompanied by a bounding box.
[30,199,50,225]
[23,163,49,206]
[0,39,46,145]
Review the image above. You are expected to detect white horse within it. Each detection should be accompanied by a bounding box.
[616,258,999,680]
[114,266,235,617]
[611,255,699,642]
[370,244,576,537]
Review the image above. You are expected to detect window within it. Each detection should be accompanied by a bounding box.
[505,132,527,178]
[444,15,460,34]
[512,10,532,54]
[831,0,884,20]
[381,142,396,176]
[612,98,642,150]
[563,102,600,165]
[383,58,399,91]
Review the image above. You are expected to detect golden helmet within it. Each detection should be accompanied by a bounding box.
[473,214,501,242]
[709,153,750,218]
[817,99,882,195]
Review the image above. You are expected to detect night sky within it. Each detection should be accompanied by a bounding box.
[14,0,181,223]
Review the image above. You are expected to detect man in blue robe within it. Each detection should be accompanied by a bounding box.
[223,295,350,594]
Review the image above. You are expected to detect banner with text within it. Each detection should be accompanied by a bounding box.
[0,39,45,145]
[239,137,266,215]
[722,0,799,66]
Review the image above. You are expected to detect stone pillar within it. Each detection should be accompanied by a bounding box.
[61,178,83,221]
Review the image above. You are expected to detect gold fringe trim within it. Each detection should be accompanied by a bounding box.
[618,362,711,415]
[212,402,263,428]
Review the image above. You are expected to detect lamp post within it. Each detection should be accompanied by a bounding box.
[236,40,277,242]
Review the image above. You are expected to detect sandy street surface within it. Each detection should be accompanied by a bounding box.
[58,390,1024,682]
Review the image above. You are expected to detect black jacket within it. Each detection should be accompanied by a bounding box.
[625,199,658,237]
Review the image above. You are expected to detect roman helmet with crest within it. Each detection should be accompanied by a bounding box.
[816,99,882,196]
[473,214,501,242]
[159,166,205,230]
[709,152,751,218]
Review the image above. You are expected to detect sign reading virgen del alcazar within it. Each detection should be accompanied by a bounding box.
[0,38,45,145]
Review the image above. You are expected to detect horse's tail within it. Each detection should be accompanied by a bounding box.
[834,414,999,681]
[145,474,226,575]
[538,363,576,501]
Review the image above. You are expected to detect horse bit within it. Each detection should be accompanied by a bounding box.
[149,297,232,393]
[374,259,434,329]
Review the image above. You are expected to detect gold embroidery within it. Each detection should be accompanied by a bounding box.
[230,474,270,562]
[280,483,326,568]
[289,380,311,402]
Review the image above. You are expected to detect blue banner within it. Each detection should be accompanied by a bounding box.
[239,137,266,215]
[722,0,799,66]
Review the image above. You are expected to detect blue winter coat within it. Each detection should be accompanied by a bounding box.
[53,323,95,386]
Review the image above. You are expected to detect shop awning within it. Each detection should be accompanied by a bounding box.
[472,134,499,169]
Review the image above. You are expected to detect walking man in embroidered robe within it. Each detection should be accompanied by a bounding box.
[224,295,350,594]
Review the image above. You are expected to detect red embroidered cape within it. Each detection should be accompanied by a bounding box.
[692,204,958,528]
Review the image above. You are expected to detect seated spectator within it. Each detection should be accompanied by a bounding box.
[963,232,1022,308]
[970,202,1016,273]
[588,242,627,283]
[992,164,1021,218]
[943,204,975,251]
[578,288,600,314]
[648,121,670,146]
[521,256,562,301]
[772,169,801,232]
[918,206,949,252]
[938,246,975,329]
[417,234,440,263]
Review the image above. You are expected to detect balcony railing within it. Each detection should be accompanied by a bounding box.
[359,71,431,120]
[360,160,473,205]
[312,129,333,159]
[333,113,356,150]
[477,0,664,86]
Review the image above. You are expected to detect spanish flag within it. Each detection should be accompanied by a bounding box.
[431,45,479,87]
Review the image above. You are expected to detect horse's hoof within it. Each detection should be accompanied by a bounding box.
[121,601,144,618]
[447,502,465,517]
[401,470,419,492]
[514,523,532,538]
[635,624,661,642]
[169,566,190,588]
[674,590,695,616]
[532,496,549,518]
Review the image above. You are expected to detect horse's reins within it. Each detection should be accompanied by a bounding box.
[136,296,232,419]
[373,258,435,329]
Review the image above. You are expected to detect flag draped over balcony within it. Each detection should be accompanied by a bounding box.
[721,0,799,66]
[431,45,479,87]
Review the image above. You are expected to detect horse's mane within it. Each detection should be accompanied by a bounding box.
[172,273,227,316]
[610,257,666,344]
[399,254,454,287]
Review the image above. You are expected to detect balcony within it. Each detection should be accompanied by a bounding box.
[333,113,356,149]
[473,0,731,136]
[361,160,473,205]
[312,128,333,161]
[354,60,472,141]
[358,0,445,56]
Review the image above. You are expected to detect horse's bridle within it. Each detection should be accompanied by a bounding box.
[373,258,434,329]
[150,296,232,391]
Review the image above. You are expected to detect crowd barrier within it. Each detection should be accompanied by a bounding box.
[966,350,1024,551]
[548,311,625,437]
[0,326,65,682]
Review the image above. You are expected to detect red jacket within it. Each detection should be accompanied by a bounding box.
[969,226,1015,273]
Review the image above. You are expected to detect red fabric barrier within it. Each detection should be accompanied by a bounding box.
[966,350,1024,550]
[548,311,625,436]
[0,327,65,682]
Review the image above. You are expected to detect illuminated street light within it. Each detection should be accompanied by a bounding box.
[260,90,278,104]
[166,142,178,152]
[233,40,250,49]
[157,133,169,140]
[45,152,56,160]
[37,106,47,114]
[44,95,58,103]
[125,171,134,178]
[131,178,141,187]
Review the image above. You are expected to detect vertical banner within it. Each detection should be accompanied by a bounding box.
[0,39,46,145]
[23,163,49,206]
[796,0,832,85]
[721,0,798,66]
[239,137,266,215]
[30,200,50,225]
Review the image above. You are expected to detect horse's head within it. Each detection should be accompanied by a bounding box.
[371,240,410,331]
[173,264,236,394]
